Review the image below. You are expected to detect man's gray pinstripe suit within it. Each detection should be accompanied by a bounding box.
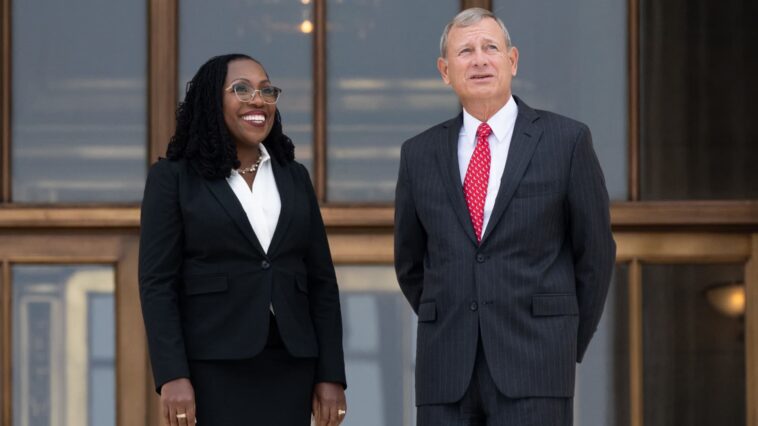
[394,95,616,422]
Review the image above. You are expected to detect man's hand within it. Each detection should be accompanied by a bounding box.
[312,382,346,426]
[160,378,196,426]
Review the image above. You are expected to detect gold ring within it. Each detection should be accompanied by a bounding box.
[176,413,187,419]
[338,409,346,416]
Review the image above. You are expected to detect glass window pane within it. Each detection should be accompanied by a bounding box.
[336,266,416,425]
[575,264,630,426]
[12,265,116,426]
[179,0,314,173]
[492,0,628,200]
[640,0,758,199]
[326,0,459,202]
[11,0,147,202]
[642,264,745,425]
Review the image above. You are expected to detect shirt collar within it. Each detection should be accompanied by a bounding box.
[259,143,272,164]
[462,96,518,146]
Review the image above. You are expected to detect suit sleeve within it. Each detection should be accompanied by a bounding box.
[394,143,428,313]
[138,160,189,392]
[567,126,617,363]
[299,165,347,388]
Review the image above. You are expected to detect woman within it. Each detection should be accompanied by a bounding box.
[139,54,347,426]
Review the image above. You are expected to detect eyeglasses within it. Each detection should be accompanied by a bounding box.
[225,82,282,104]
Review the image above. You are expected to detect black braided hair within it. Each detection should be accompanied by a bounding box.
[166,53,295,179]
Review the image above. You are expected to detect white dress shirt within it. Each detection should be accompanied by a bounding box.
[226,144,281,253]
[458,96,518,235]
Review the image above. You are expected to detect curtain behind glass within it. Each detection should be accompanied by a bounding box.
[640,0,758,200]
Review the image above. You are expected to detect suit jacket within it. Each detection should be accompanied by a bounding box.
[139,157,345,392]
[394,96,615,405]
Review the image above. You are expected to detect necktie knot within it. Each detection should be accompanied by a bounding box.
[476,122,492,141]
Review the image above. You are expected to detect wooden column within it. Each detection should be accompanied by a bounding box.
[461,0,492,10]
[1,260,11,426]
[313,0,327,201]
[628,0,640,201]
[629,259,643,426]
[148,0,178,164]
[1,0,11,201]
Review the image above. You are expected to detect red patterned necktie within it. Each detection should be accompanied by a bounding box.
[463,122,492,243]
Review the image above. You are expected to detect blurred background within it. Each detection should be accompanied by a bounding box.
[0,0,756,425]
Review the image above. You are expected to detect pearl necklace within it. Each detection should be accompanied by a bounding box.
[238,154,263,175]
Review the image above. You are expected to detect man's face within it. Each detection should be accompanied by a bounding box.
[437,18,518,112]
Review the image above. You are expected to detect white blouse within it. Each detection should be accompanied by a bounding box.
[225,144,281,253]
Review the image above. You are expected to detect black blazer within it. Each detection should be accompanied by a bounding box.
[394,96,616,405]
[139,157,345,391]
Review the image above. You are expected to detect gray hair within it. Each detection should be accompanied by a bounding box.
[439,8,513,58]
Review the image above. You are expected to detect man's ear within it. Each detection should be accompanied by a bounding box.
[509,46,519,77]
[437,57,450,85]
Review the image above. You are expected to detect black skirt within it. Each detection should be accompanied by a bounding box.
[189,315,316,425]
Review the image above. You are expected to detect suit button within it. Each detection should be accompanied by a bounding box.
[470,301,478,311]
[476,254,485,263]
[261,260,271,270]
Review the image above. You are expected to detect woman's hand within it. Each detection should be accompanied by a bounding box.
[160,378,196,426]
[312,382,347,426]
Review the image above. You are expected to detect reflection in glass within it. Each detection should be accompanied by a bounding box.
[336,266,415,425]
[12,265,116,426]
[575,264,629,426]
[11,0,147,202]
[492,0,628,200]
[326,0,459,202]
[642,264,745,425]
[179,0,314,172]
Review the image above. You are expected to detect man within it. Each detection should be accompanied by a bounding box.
[394,8,616,425]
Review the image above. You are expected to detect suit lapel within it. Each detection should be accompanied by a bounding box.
[480,97,543,244]
[200,170,267,255]
[267,159,294,256]
[435,113,479,246]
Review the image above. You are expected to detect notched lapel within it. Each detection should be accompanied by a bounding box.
[435,114,479,246]
[267,159,295,256]
[480,105,543,244]
[195,162,267,255]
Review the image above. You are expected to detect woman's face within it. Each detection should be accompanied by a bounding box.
[222,59,276,150]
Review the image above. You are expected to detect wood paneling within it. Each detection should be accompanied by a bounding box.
[611,201,758,229]
[1,202,757,230]
[328,233,393,264]
[615,233,750,263]
[746,235,758,426]
[321,206,393,228]
[0,207,140,229]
